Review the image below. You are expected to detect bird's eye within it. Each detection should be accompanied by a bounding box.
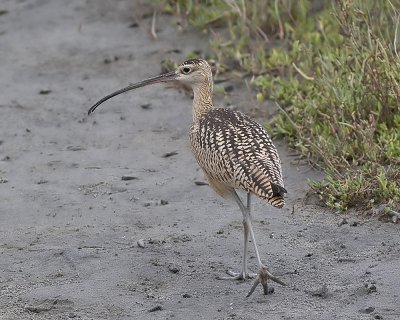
[182,67,191,74]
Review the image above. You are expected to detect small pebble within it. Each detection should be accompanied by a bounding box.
[360,306,375,314]
[67,145,86,151]
[337,257,356,263]
[367,284,377,293]
[163,151,178,158]
[141,103,152,110]
[194,181,208,186]
[166,49,182,54]
[267,287,274,294]
[137,239,145,248]
[148,305,162,312]
[224,85,234,92]
[168,266,179,274]
[121,175,138,181]
[309,284,328,298]
[182,293,191,298]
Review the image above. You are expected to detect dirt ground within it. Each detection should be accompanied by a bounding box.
[1,1,399,319]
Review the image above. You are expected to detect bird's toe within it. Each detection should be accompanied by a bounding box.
[246,265,286,297]
[217,269,256,280]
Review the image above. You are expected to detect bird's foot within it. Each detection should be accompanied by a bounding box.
[246,265,286,297]
[217,269,257,281]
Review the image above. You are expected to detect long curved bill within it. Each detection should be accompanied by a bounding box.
[88,70,177,115]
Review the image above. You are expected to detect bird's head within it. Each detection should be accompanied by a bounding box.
[175,59,213,88]
[88,58,212,115]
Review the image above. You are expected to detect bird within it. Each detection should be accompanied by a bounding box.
[88,58,287,297]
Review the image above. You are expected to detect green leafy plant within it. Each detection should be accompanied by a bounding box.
[256,0,400,211]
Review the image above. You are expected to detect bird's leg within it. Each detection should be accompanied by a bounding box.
[217,192,256,280]
[232,191,286,297]
[221,213,256,280]
[228,192,256,278]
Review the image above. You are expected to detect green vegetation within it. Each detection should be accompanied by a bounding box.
[158,0,400,215]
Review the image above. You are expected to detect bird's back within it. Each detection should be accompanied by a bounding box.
[190,108,286,208]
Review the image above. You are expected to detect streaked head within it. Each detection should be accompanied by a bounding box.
[88,58,212,115]
[175,59,212,88]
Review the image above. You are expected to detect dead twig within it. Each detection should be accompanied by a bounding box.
[151,10,158,40]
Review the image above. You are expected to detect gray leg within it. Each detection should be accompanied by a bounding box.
[230,191,286,297]
[217,192,255,280]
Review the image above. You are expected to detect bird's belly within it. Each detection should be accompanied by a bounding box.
[189,128,251,194]
[189,141,238,189]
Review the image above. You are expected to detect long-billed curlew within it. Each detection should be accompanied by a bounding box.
[88,59,287,297]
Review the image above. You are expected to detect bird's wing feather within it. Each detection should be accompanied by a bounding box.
[194,108,285,199]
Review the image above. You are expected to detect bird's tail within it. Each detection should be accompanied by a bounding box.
[268,195,285,208]
[267,182,287,208]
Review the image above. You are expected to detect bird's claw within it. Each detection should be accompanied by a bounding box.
[246,265,286,297]
[217,270,257,280]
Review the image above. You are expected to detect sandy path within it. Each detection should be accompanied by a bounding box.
[0,1,399,319]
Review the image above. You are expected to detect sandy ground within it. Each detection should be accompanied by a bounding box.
[1,1,400,319]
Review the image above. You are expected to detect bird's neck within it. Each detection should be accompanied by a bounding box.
[192,81,213,123]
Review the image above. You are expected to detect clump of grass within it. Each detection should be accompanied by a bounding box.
[158,0,400,214]
[253,0,400,211]
[158,0,314,72]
